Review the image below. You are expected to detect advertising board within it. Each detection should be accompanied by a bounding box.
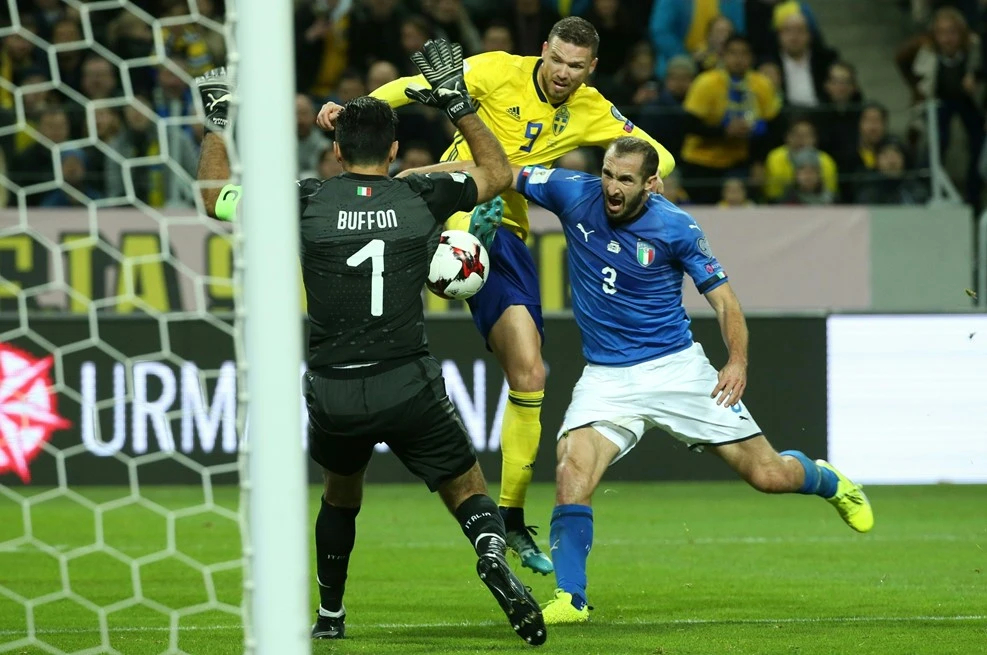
[827,314,987,484]
[0,316,827,486]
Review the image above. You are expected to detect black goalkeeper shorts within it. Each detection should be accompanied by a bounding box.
[304,355,477,492]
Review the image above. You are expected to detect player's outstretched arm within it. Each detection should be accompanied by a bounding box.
[705,282,750,406]
[397,136,509,203]
[194,67,238,220]
[454,115,511,202]
[197,133,232,219]
[396,160,476,178]
[369,72,428,108]
[403,39,511,202]
[401,161,524,192]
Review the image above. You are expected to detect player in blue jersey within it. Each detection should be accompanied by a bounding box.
[508,136,875,624]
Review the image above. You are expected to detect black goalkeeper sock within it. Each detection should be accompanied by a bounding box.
[455,494,507,556]
[315,498,360,614]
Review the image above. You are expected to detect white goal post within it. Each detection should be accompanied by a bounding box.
[0,0,310,653]
[235,0,309,652]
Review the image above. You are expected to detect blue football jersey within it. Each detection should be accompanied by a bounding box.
[516,166,728,366]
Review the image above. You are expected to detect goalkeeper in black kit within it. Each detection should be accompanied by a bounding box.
[195,40,546,646]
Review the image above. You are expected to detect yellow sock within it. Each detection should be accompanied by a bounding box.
[498,389,544,509]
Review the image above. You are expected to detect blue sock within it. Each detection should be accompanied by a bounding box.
[780,450,838,498]
[549,504,593,609]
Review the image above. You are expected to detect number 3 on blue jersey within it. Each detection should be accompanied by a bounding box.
[520,121,543,153]
[601,266,617,295]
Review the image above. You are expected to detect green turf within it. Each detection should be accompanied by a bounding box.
[0,482,984,655]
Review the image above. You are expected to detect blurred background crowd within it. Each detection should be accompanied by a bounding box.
[2,0,987,211]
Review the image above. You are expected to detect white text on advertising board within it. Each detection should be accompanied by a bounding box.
[79,359,510,457]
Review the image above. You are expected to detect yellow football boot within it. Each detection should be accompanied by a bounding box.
[816,459,874,533]
[541,590,590,625]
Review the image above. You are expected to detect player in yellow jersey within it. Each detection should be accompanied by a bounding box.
[317,18,675,576]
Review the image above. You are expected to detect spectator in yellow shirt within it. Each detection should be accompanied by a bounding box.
[781,148,836,205]
[764,116,839,201]
[680,35,782,203]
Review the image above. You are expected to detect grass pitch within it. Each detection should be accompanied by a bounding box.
[0,482,984,655]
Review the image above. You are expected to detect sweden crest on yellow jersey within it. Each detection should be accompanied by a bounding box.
[552,106,570,136]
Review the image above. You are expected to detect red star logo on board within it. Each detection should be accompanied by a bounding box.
[0,344,72,483]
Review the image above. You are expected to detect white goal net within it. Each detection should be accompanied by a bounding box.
[0,1,260,653]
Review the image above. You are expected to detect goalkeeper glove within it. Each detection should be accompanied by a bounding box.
[404,39,475,124]
[195,67,233,132]
[467,196,503,249]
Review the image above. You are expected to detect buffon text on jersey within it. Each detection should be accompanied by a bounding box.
[337,209,398,231]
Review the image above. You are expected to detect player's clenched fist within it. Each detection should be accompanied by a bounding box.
[316,101,344,131]
[195,67,233,132]
[404,39,475,125]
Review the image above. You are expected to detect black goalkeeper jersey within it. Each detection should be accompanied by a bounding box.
[298,171,478,372]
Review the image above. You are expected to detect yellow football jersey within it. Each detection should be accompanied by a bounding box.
[371,51,676,240]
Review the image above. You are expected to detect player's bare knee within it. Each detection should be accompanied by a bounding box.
[505,358,546,393]
[555,456,592,504]
[324,486,363,507]
[323,476,364,508]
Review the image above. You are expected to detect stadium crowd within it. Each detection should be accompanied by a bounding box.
[1,0,985,209]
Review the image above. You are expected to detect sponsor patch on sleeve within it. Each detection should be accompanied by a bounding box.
[522,166,552,185]
[610,105,625,121]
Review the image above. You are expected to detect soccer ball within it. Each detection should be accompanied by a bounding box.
[426,230,490,300]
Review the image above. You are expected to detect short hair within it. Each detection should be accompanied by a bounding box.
[787,114,816,132]
[607,136,659,178]
[485,19,511,33]
[878,139,906,157]
[334,96,398,166]
[402,140,432,154]
[338,68,365,84]
[547,17,599,57]
[39,106,68,122]
[723,34,751,52]
[402,14,433,39]
[861,101,889,123]
[665,54,697,76]
[82,55,116,76]
[829,60,857,81]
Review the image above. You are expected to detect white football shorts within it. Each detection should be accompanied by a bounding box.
[557,343,763,463]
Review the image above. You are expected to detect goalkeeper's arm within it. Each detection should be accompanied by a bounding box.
[399,40,510,202]
[451,114,511,203]
[195,67,241,221]
[395,116,510,204]
[197,133,240,221]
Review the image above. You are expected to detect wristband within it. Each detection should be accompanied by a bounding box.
[215,184,242,221]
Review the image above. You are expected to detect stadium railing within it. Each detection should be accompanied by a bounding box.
[923,99,964,204]
[979,208,987,310]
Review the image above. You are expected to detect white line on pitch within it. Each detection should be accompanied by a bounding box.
[393,533,981,549]
[0,614,983,637]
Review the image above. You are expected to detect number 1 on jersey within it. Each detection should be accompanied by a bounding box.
[520,121,543,153]
[346,239,385,316]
